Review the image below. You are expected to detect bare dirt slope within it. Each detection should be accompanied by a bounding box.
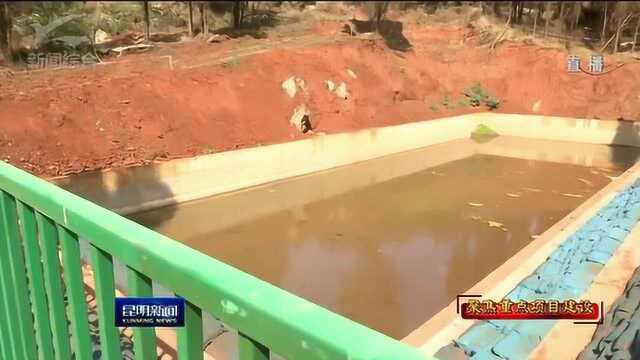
[1,15,640,178]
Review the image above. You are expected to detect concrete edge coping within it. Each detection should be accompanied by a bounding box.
[527,218,640,359]
[403,160,640,356]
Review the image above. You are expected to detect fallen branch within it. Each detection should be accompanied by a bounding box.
[110,44,154,57]
[599,14,633,53]
[490,10,512,51]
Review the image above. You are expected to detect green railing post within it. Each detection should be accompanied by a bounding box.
[58,225,92,360]
[0,330,9,359]
[177,299,203,360]
[17,201,55,360]
[36,212,72,360]
[239,332,270,360]
[0,191,37,359]
[0,252,17,360]
[126,266,156,360]
[90,244,122,360]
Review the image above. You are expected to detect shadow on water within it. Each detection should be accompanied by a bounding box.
[610,121,640,168]
[346,19,413,52]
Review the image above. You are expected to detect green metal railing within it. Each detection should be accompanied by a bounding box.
[0,161,429,360]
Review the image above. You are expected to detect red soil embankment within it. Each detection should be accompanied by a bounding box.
[1,24,639,178]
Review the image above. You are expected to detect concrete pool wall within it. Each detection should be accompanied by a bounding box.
[52,113,640,359]
[54,113,640,217]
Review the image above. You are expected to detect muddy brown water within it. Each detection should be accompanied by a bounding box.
[128,137,640,339]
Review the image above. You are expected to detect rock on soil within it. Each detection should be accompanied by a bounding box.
[290,104,312,133]
[282,76,298,98]
[325,80,336,92]
[334,82,349,99]
[281,76,307,98]
[532,100,542,113]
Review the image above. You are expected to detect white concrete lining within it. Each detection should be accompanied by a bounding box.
[53,113,640,217]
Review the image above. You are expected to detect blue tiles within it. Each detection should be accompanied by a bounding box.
[444,180,640,359]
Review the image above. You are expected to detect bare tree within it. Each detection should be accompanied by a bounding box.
[491,4,513,50]
[613,2,631,53]
[558,2,567,34]
[232,1,248,29]
[600,3,632,53]
[602,1,608,43]
[493,1,502,17]
[532,4,538,37]
[543,2,552,37]
[572,1,581,30]
[516,2,524,25]
[188,1,194,37]
[634,13,640,52]
[0,1,11,61]
[200,2,208,37]
[365,1,389,33]
[143,1,150,40]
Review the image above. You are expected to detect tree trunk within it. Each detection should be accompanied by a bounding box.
[201,2,208,37]
[517,2,524,24]
[374,2,389,32]
[188,1,194,37]
[573,2,581,30]
[0,2,11,62]
[490,6,513,50]
[559,2,566,35]
[601,2,607,44]
[493,1,501,17]
[232,2,241,28]
[633,15,640,53]
[614,16,622,53]
[481,1,490,14]
[533,8,538,37]
[544,2,551,37]
[143,1,150,41]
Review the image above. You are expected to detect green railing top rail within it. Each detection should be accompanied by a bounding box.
[0,161,430,359]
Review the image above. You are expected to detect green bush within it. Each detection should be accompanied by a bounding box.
[463,83,500,111]
[442,94,451,109]
[484,95,501,110]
